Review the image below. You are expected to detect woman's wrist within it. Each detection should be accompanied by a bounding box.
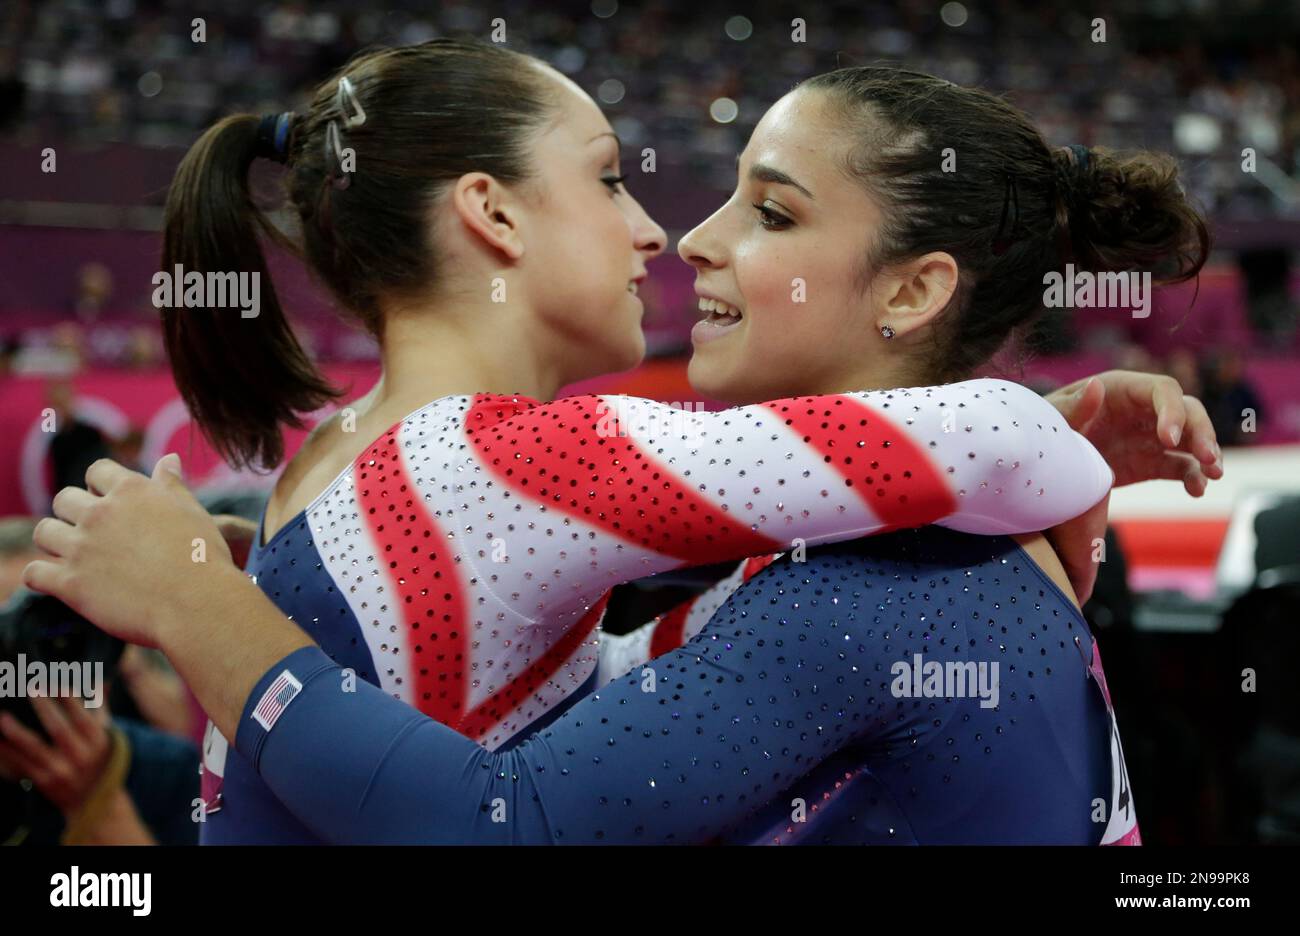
[156,561,315,742]
[153,559,257,651]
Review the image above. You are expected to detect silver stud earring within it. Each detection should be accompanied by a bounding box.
[880,324,896,339]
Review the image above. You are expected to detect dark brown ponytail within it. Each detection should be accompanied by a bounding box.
[161,113,341,471]
[160,39,558,471]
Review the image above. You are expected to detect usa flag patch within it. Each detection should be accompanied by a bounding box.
[252,670,303,731]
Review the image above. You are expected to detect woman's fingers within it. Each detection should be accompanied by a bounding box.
[20,557,72,602]
[31,516,77,559]
[1148,376,1188,450]
[51,484,97,527]
[1142,450,1211,495]
[1056,376,1105,433]
[83,457,138,497]
[1180,394,1222,470]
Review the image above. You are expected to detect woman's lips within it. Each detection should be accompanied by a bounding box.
[691,313,743,345]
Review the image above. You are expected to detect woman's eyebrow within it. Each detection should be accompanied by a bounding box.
[588,131,622,147]
[739,155,815,200]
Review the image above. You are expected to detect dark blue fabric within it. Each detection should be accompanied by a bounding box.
[232,527,1112,844]
[116,718,200,846]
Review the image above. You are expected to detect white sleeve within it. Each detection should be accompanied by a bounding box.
[446,377,1112,629]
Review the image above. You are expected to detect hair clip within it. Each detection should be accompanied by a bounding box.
[336,76,367,129]
[324,120,350,190]
[991,172,1021,257]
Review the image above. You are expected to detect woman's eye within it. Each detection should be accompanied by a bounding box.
[602,174,629,194]
[752,203,792,230]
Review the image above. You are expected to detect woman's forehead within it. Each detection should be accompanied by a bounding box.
[744,91,851,189]
[540,67,614,140]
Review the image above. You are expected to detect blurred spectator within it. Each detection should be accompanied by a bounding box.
[108,426,145,474]
[70,262,114,323]
[0,335,19,380]
[46,378,113,494]
[0,0,1296,218]
[1204,348,1265,445]
[122,324,163,370]
[0,696,199,845]
[113,647,196,740]
[1165,347,1204,399]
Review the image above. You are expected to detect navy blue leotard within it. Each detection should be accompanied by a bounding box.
[227,527,1137,844]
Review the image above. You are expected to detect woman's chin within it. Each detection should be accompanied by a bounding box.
[620,330,647,371]
[592,333,646,379]
[686,353,743,405]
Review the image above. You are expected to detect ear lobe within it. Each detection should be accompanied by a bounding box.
[451,173,525,261]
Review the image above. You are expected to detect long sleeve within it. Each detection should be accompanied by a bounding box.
[243,377,1112,752]
[448,378,1113,635]
[234,553,885,844]
[232,527,1120,845]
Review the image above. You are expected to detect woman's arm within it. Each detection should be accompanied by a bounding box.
[227,551,883,844]
[461,379,1111,623]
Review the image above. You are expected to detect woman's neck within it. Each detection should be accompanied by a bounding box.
[813,358,922,396]
[363,293,565,419]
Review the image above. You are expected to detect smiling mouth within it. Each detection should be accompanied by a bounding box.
[698,296,743,325]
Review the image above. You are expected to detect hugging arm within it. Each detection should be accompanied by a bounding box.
[234,558,881,844]
[466,379,1112,605]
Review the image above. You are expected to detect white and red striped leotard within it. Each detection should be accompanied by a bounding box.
[199,378,1113,842]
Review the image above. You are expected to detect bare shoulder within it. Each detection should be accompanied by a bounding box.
[1010,532,1081,610]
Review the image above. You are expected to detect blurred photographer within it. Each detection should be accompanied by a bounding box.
[0,519,198,845]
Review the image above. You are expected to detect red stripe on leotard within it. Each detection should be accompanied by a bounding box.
[459,593,610,742]
[465,394,784,563]
[758,396,957,532]
[355,425,470,731]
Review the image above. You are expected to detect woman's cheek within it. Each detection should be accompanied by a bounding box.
[734,241,793,311]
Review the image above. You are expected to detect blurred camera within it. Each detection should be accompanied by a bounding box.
[0,588,124,844]
[0,587,124,737]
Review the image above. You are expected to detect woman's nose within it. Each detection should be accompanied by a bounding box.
[677,217,719,269]
[631,198,667,260]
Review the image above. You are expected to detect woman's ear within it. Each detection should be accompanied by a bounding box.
[451,172,526,261]
[875,252,959,337]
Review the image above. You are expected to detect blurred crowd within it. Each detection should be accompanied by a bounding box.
[1,0,1298,216]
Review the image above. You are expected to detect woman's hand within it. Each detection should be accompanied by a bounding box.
[23,453,314,744]
[0,695,111,817]
[23,454,241,649]
[1045,370,1224,494]
[1041,369,1223,604]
